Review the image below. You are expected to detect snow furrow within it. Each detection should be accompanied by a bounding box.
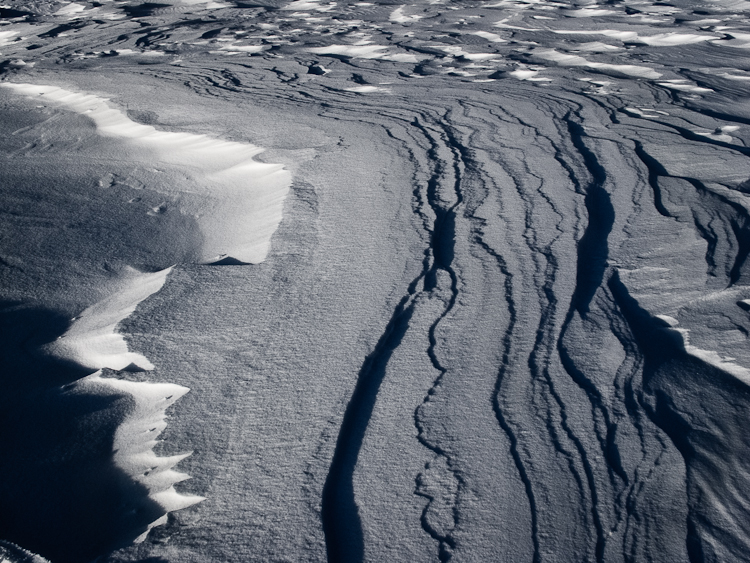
[321,291,418,563]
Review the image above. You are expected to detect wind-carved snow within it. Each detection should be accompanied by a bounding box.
[0,81,294,559]
[44,266,203,538]
[0,83,291,265]
[533,49,663,79]
[77,372,204,541]
[390,6,422,24]
[0,30,18,45]
[46,267,171,372]
[4,0,750,561]
[656,314,750,386]
[550,29,717,46]
[308,43,421,63]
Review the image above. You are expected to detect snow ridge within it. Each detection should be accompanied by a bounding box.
[0,83,291,265]
[45,267,203,540]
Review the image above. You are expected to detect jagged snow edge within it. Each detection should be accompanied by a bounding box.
[51,266,204,541]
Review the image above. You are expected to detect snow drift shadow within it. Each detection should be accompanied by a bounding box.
[321,300,414,563]
[609,272,750,563]
[0,302,165,563]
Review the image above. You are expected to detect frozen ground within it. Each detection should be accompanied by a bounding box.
[1,0,750,562]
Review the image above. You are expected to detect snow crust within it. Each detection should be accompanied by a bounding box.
[0,83,291,265]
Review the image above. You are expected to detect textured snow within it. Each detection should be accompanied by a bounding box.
[1,83,291,265]
[2,0,750,562]
[534,49,663,78]
[77,371,204,539]
[45,267,170,372]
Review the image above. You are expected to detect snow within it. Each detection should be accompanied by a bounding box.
[656,316,750,386]
[37,260,203,540]
[390,6,422,23]
[3,0,750,562]
[53,3,87,16]
[281,0,336,11]
[344,85,390,93]
[45,267,171,372]
[469,30,507,43]
[77,371,204,539]
[1,83,291,265]
[534,49,663,78]
[308,43,421,63]
[656,80,714,93]
[0,30,18,45]
[551,29,716,46]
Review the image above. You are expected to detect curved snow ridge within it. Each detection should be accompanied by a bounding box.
[46,266,202,538]
[46,267,171,372]
[0,83,291,265]
[657,315,750,386]
[76,372,204,542]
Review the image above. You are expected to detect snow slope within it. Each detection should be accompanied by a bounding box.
[1,0,750,562]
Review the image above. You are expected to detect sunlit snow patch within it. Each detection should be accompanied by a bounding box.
[564,7,618,17]
[656,79,714,93]
[344,85,390,93]
[693,125,738,142]
[0,83,291,265]
[178,0,232,8]
[47,266,203,538]
[53,2,87,17]
[713,32,750,49]
[281,0,336,11]
[46,267,171,372]
[534,49,662,79]
[469,30,507,43]
[509,67,552,81]
[0,30,18,46]
[390,6,422,23]
[218,43,266,54]
[551,29,716,47]
[75,372,204,542]
[308,44,420,62]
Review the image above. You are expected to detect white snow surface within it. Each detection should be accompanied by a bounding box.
[46,267,171,372]
[77,371,204,540]
[2,0,750,562]
[1,83,291,265]
[41,263,203,539]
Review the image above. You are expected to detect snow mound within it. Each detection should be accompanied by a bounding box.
[0,83,291,265]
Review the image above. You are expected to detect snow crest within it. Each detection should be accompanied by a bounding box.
[45,266,203,538]
[0,83,291,265]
